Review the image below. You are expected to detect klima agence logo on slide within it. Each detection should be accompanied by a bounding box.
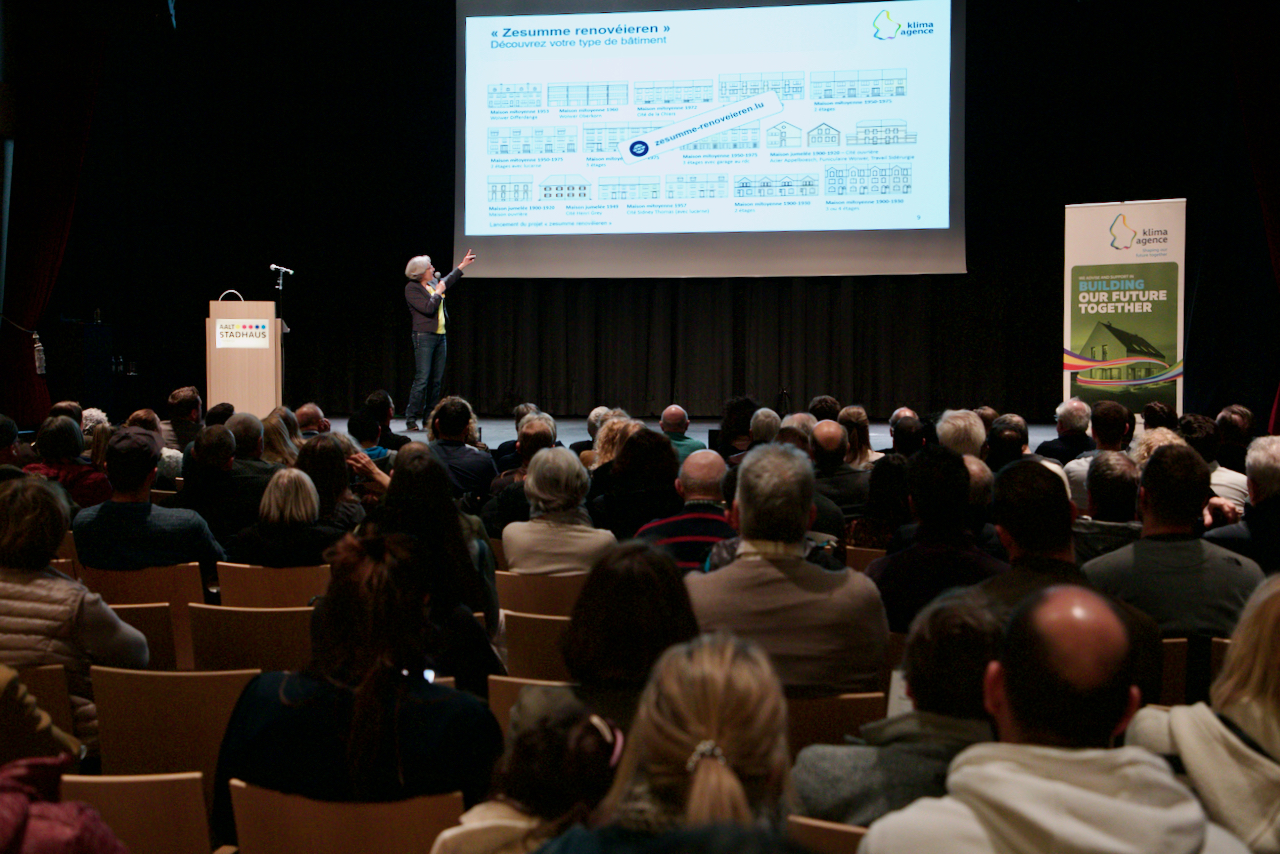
[873,10,935,39]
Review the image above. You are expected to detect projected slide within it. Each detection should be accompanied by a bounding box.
[464,1,950,237]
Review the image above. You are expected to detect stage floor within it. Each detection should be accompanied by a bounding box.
[328,417,1060,455]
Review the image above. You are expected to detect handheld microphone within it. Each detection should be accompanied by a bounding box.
[269,264,295,275]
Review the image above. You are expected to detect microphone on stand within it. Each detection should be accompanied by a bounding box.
[269,264,295,275]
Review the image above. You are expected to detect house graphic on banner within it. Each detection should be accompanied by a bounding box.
[1078,321,1166,381]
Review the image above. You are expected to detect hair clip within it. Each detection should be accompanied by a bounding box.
[685,739,725,772]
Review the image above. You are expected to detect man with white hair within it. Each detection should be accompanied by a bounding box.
[684,444,888,692]
[658,404,705,465]
[749,407,781,444]
[569,405,610,456]
[402,249,477,431]
[1034,397,1095,465]
[637,450,736,572]
[1206,435,1280,574]
[936,409,986,458]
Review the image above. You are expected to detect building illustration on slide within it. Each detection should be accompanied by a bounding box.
[810,69,907,99]
[635,80,714,104]
[487,175,535,202]
[599,176,661,200]
[734,174,818,197]
[824,164,911,195]
[666,174,730,199]
[540,175,591,200]
[807,123,841,147]
[766,122,803,148]
[488,126,578,154]
[847,120,917,145]
[719,72,805,101]
[548,82,629,107]
[682,122,760,150]
[584,122,664,153]
[1080,322,1165,381]
[487,84,542,108]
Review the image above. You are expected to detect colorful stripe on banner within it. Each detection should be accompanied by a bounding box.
[1062,348,1183,386]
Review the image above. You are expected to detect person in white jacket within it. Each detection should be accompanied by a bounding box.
[860,585,1249,854]
[1127,574,1280,854]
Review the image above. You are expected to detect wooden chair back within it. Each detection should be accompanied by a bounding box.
[489,538,508,571]
[487,675,572,740]
[92,665,260,810]
[1210,636,1231,683]
[845,547,886,572]
[62,772,211,854]
[49,558,76,577]
[78,563,204,670]
[189,604,313,672]
[229,779,463,854]
[112,603,179,670]
[15,664,75,735]
[787,815,868,854]
[57,531,80,577]
[217,562,330,608]
[1160,637,1188,707]
[787,692,888,758]
[495,571,587,616]
[503,611,572,681]
[150,489,179,505]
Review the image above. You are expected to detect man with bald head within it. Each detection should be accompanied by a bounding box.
[862,585,1249,854]
[637,449,737,572]
[811,420,870,519]
[295,402,330,440]
[658,404,705,465]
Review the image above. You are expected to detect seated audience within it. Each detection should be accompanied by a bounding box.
[123,408,183,487]
[0,478,148,743]
[48,400,83,427]
[536,634,792,854]
[430,396,498,497]
[23,416,111,507]
[72,427,226,580]
[749,407,781,445]
[570,406,611,457]
[0,663,81,766]
[591,428,682,540]
[847,454,911,549]
[792,590,1001,827]
[935,409,986,459]
[261,407,300,467]
[347,408,393,473]
[169,424,242,546]
[983,412,1033,473]
[717,396,760,462]
[1063,400,1131,508]
[889,414,924,457]
[1034,397,1096,465]
[636,450,736,572]
[212,532,503,844]
[295,433,365,530]
[1143,400,1180,432]
[811,420,870,519]
[1207,435,1280,575]
[504,448,616,575]
[160,385,203,451]
[489,412,556,498]
[1084,444,1263,638]
[659,404,707,465]
[364,444,502,662]
[839,405,882,471]
[491,402,543,472]
[295,401,330,440]
[1132,425,1186,469]
[585,414,642,502]
[868,445,1007,633]
[781,411,817,437]
[227,468,347,567]
[365,390,411,451]
[225,413,282,531]
[860,586,1248,854]
[1181,413,1250,510]
[1072,451,1143,566]
[0,415,25,467]
[1126,574,1280,854]
[205,401,235,426]
[770,427,845,539]
[1216,404,1253,475]
[430,702,622,854]
[685,444,888,693]
[511,542,701,737]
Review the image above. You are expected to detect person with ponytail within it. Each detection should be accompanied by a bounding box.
[211,532,503,845]
[535,633,793,854]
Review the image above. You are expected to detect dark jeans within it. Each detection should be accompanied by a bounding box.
[405,331,446,420]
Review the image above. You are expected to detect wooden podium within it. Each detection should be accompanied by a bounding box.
[206,300,282,417]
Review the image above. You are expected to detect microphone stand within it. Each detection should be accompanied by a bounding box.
[272,265,293,400]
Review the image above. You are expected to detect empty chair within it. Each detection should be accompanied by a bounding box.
[62,772,218,854]
[217,562,330,608]
[79,562,204,670]
[189,604,312,672]
[495,571,587,617]
[230,780,462,854]
[787,815,868,854]
[503,611,571,681]
[787,692,889,758]
[92,665,260,809]
[487,674,572,739]
[112,603,178,670]
[15,664,76,736]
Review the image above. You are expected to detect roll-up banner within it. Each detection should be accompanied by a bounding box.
[1063,199,1185,414]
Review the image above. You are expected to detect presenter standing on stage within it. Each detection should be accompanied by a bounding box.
[402,249,477,431]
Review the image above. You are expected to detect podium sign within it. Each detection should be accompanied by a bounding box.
[206,301,282,417]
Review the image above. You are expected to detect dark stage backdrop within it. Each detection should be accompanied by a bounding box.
[9,0,1278,425]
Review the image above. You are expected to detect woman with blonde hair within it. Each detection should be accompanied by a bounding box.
[262,407,299,466]
[227,467,346,567]
[1126,575,1280,853]
[838,406,883,471]
[537,633,791,854]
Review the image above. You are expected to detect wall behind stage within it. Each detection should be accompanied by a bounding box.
[32,0,1280,422]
